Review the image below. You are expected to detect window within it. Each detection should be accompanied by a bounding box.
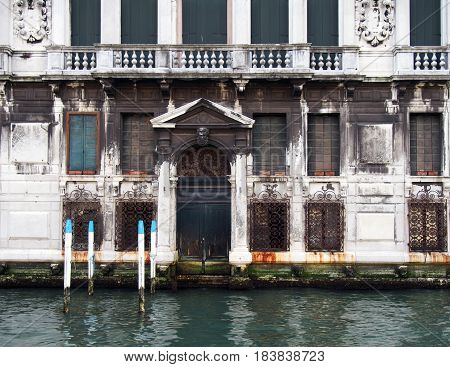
[67,113,99,174]
[122,0,157,44]
[305,200,344,252]
[409,184,447,252]
[63,201,102,251]
[71,0,100,46]
[121,114,156,175]
[307,0,339,46]
[410,0,441,46]
[251,0,288,44]
[410,114,442,176]
[182,0,227,44]
[115,201,154,251]
[250,200,289,252]
[252,115,287,175]
[307,114,340,176]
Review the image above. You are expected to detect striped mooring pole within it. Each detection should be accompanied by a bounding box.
[87,220,95,296]
[150,219,157,294]
[63,219,72,313]
[138,220,145,313]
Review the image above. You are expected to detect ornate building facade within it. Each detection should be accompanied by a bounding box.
[0,0,449,277]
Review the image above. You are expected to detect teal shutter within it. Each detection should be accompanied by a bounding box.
[183,0,227,44]
[307,0,338,46]
[121,0,157,44]
[83,116,97,171]
[251,0,288,44]
[69,115,97,173]
[410,0,441,46]
[69,115,85,171]
[71,0,101,46]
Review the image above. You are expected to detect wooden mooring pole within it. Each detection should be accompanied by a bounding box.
[138,220,145,313]
[63,219,72,313]
[150,219,157,294]
[88,220,95,296]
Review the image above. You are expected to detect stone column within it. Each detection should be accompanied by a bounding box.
[290,0,307,43]
[101,0,121,44]
[395,0,410,46]
[229,153,252,266]
[156,160,177,265]
[232,0,251,44]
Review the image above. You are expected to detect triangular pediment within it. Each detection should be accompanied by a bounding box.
[151,98,254,128]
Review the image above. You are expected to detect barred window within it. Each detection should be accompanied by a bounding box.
[63,201,102,251]
[305,201,343,252]
[410,114,442,176]
[115,201,154,251]
[307,114,340,176]
[250,201,289,252]
[252,115,287,175]
[121,114,156,175]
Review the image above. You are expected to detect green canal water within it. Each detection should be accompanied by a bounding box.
[0,288,449,347]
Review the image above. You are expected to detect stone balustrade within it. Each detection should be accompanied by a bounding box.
[394,46,450,76]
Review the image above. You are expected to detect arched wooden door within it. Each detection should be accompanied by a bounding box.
[176,145,231,261]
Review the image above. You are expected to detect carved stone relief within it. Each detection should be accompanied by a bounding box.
[13,0,51,44]
[358,124,393,164]
[355,0,394,47]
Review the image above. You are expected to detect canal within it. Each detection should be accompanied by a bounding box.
[0,288,449,347]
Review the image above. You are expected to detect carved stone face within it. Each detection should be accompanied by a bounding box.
[196,127,209,146]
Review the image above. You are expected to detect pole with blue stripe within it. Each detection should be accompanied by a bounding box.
[88,220,95,296]
[63,219,72,313]
[150,219,157,294]
[138,220,145,312]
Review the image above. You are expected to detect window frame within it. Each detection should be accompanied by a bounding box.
[66,112,100,175]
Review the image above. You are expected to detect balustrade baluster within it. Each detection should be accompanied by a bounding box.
[318,54,324,70]
[285,52,291,68]
[66,53,72,70]
[123,51,130,68]
[74,52,80,70]
[325,54,332,70]
[90,53,96,69]
[131,51,138,68]
[423,53,429,69]
[188,51,195,68]
[268,50,274,68]
[82,53,88,70]
[226,51,232,68]
[114,51,122,68]
[415,53,421,69]
[276,52,282,68]
[203,51,210,68]
[439,53,446,69]
[260,50,266,68]
[196,51,202,68]
[334,54,340,70]
[181,52,187,68]
[431,53,437,70]
[218,51,224,68]
[139,51,145,68]
[310,53,316,69]
[252,51,258,68]
[211,52,217,68]
[148,52,154,68]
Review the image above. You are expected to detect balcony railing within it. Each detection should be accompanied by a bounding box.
[46,44,360,76]
[394,46,450,76]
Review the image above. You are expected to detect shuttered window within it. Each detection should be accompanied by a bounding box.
[252,115,287,175]
[410,0,441,46]
[182,0,227,44]
[122,0,157,44]
[251,0,288,44]
[121,114,155,175]
[68,114,98,174]
[307,115,340,176]
[71,0,100,46]
[410,114,442,176]
[307,0,339,46]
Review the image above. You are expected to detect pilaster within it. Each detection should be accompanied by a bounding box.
[396,0,410,46]
[232,0,251,44]
[101,0,121,44]
[289,0,307,43]
[158,0,177,44]
[340,0,357,46]
[0,0,11,45]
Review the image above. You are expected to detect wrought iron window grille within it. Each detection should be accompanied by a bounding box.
[408,185,447,252]
[305,183,345,252]
[249,184,290,252]
[62,185,102,251]
[115,183,155,251]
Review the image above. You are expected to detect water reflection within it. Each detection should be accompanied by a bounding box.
[0,288,449,347]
